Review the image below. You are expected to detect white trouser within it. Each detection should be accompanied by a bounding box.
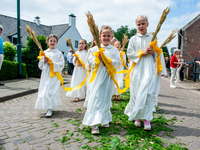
[175,67,181,82]
[170,67,177,86]
[0,54,4,70]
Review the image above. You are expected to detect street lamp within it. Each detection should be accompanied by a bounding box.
[17,0,22,78]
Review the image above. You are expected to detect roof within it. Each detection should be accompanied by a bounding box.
[182,13,200,31]
[0,14,70,47]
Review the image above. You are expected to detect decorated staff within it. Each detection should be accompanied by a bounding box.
[149,7,170,75]
[160,29,178,49]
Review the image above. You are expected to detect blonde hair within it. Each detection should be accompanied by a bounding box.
[78,39,88,51]
[46,34,58,43]
[135,15,148,24]
[100,25,113,35]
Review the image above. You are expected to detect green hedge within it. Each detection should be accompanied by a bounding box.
[0,60,27,80]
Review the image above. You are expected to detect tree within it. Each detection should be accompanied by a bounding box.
[22,35,48,77]
[3,41,17,62]
[162,46,169,57]
[113,25,137,49]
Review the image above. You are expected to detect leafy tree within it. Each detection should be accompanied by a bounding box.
[3,41,17,62]
[162,46,169,57]
[22,35,48,77]
[113,25,137,49]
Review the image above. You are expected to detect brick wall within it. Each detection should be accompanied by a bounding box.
[182,18,200,63]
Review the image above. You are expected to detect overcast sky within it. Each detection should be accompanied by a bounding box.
[1,0,200,52]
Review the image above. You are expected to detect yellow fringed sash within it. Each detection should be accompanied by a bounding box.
[119,51,129,70]
[149,40,163,75]
[37,51,89,92]
[89,47,129,94]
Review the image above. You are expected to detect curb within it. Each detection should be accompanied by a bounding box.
[0,81,70,103]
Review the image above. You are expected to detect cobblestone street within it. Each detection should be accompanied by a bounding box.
[0,77,200,150]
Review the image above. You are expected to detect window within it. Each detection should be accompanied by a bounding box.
[75,40,78,48]
[13,37,17,45]
[66,39,71,46]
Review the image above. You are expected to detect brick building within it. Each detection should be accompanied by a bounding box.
[178,14,200,63]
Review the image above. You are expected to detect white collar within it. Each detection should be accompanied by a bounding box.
[46,48,56,51]
[137,33,149,37]
[101,43,112,49]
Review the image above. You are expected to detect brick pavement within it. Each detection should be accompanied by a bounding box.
[0,77,200,149]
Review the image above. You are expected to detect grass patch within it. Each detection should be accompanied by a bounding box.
[61,89,187,150]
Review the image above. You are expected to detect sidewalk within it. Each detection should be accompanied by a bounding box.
[0,75,71,102]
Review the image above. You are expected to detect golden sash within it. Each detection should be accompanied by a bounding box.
[37,51,89,92]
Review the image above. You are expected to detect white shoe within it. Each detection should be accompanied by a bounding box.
[134,119,141,127]
[170,85,177,88]
[144,120,151,130]
[102,123,109,128]
[45,109,52,117]
[91,125,100,134]
[174,80,179,83]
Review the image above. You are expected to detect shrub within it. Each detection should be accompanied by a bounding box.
[22,35,48,77]
[3,41,17,62]
[0,60,27,80]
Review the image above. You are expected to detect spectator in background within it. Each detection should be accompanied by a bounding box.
[67,49,73,75]
[179,55,185,81]
[70,51,74,75]
[170,49,181,88]
[0,25,4,86]
[165,56,170,78]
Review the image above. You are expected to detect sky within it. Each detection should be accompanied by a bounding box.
[1,0,200,53]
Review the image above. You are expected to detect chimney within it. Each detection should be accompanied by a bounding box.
[34,16,40,26]
[69,13,76,27]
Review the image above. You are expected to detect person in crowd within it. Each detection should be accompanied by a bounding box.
[35,34,64,117]
[170,49,181,88]
[0,25,4,86]
[124,15,157,130]
[66,39,88,102]
[82,25,121,134]
[165,56,170,78]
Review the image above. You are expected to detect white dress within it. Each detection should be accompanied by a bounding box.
[152,51,167,112]
[35,48,64,110]
[124,33,158,121]
[82,44,121,126]
[66,50,87,99]
[84,47,93,107]
[113,52,126,95]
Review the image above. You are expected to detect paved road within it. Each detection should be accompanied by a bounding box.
[0,77,200,150]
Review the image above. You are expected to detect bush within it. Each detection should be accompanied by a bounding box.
[22,35,48,77]
[0,60,27,80]
[3,41,17,61]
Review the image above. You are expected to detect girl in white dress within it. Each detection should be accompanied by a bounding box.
[66,39,88,102]
[35,34,64,117]
[124,15,158,130]
[113,41,126,101]
[82,25,121,134]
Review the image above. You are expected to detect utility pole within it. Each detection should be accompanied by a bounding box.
[17,0,22,78]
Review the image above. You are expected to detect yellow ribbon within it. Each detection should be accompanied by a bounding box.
[149,40,163,75]
[119,51,129,70]
[73,53,88,71]
[37,51,55,78]
[37,51,89,92]
[89,47,129,94]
